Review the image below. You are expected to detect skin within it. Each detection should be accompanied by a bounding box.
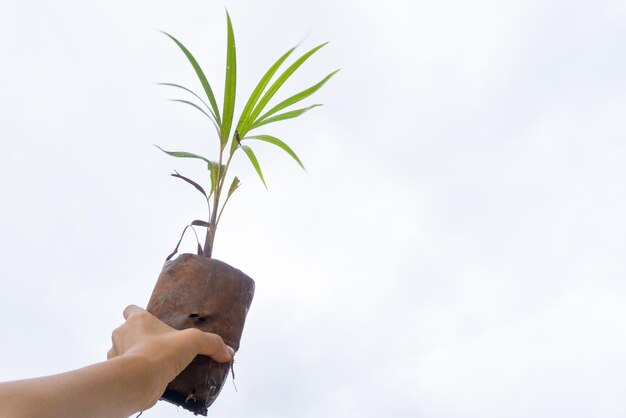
[0,305,234,418]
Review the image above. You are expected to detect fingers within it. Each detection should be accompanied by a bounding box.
[117,304,235,363]
[123,304,144,319]
[185,329,235,363]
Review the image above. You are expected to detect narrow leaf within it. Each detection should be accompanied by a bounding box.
[250,104,322,130]
[170,99,220,134]
[256,69,339,123]
[227,176,241,198]
[216,176,242,225]
[229,130,241,155]
[166,224,204,260]
[245,135,305,169]
[243,42,328,134]
[191,220,210,227]
[235,46,296,136]
[158,83,216,118]
[171,171,208,198]
[241,145,267,189]
[161,31,222,125]
[209,163,219,198]
[166,225,190,261]
[154,145,214,165]
[221,12,237,148]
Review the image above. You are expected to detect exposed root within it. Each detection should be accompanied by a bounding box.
[185,389,197,403]
[231,360,238,392]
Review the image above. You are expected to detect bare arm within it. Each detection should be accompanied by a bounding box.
[0,305,234,418]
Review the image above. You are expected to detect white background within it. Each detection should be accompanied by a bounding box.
[1,1,626,417]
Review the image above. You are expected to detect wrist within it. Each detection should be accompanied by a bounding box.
[108,354,166,413]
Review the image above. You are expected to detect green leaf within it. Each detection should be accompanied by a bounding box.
[221,12,237,149]
[209,162,219,198]
[158,83,216,119]
[256,69,339,123]
[161,31,222,126]
[169,99,220,134]
[245,135,305,169]
[235,46,296,138]
[250,104,322,130]
[154,145,214,165]
[229,130,241,155]
[243,42,328,134]
[241,145,267,189]
[227,176,241,199]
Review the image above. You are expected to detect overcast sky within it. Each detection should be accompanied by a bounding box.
[2,0,626,417]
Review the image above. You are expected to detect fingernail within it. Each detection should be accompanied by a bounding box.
[226,345,235,357]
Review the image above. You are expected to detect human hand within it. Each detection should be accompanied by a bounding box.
[107,305,234,409]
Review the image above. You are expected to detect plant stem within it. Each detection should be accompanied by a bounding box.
[203,223,216,258]
[204,158,222,258]
[203,140,235,257]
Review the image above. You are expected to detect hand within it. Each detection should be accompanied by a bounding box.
[107,305,234,410]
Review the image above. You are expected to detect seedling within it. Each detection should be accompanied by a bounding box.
[147,12,337,415]
[156,12,338,258]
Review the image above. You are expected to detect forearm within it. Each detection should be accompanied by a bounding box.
[0,305,232,418]
[0,355,161,418]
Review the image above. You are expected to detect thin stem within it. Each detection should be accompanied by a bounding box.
[216,193,232,226]
[203,136,233,257]
[214,147,239,223]
[215,141,237,202]
[202,132,241,257]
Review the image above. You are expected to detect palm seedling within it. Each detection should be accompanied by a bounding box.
[146,12,337,415]
[156,12,338,259]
